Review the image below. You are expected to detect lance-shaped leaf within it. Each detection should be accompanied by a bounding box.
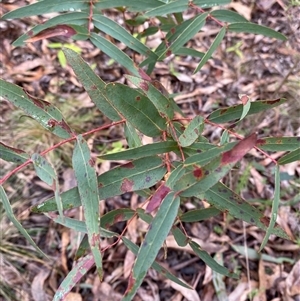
[123,192,180,300]
[72,135,103,280]
[194,26,226,73]
[101,208,135,228]
[125,75,174,120]
[158,13,208,59]
[228,22,287,41]
[124,122,142,148]
[180,207,221,222]
[13,12,88,46]
[31,153,63,217]
[172,226,189,247]
[0,186,47,258]
[99,141,177,160]
[92,15,158,61]
[53,254,95,301]
[32,157,166,213]
[210,9,249,23]
[63,48,121,121]
[189,241,238,278]
[178,115,204,147]
[175,134,257,197]
[0,142,29,163]
[208,98,286,124]
[257,137,300,152]
[90,33,140,77]
[204,182,290,240]
[122,237,191,290]
[278,148,300,165]
[145,0,190,17]
[259,165,281,251]
[105,83,167,137]
[94,0,164,11]
[2,0,89,19]
[0,79,72,138]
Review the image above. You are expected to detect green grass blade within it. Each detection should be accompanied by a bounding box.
[189,241,238,278]
[0,79,72,138]
[0,142,29,163]
[72,135,103,280]
[123,192,180,300]
[194,26,226,73]
[278,148,300,165]
[228,22,287,41]
[0,186,47,258]
[99,141,177,160]
[90,33,140,77]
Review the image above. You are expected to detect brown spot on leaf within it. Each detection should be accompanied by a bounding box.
[221,133,257,165]
[121,178,134,193]
[89,157,95,167]
[166,49,172,57]
[123,162,134,169]
[193,165,203,180]
[171,27,176,34]
[90,233,101,247]
[90,85,97,90]
[256,138,266,145]
[262,98,281,105]
[140,81,149,91]
[136,96,141,101]
[48,119,57,127]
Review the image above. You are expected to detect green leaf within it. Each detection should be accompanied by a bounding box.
[0,142,29,163]
[178,115,204,147]
[125,75,174,120]
[239,96,252,121]
[100,141,177,160]
[257,137,300,152]
[174,47,205,58]
[259,165,281,251]
[278,148,300,165]
[72,135,103,280]
[189,240,238,278]
[31,153,63,217]
[165,163,186,190]
[210,9,249,23]
[228,22,287,41]
[0,79,72,138]
[105,83,167,137]
[32,157,166,213]
[63,48,121,121]
[93,15,158,61]
[94,0,164,11]
[158,13,208,59]
[0,186,47,258]
[145,0,189,17]
[53,254,95,301]
[122,237,192,289]
[208,98,286,123]
[172,226,189,247]
[13,12,88,47]
[124,122,143,148]
[204,182,290,240]
[194,26,226,73]
[180,207,221,222]
[90,33,140,77]
[2,0,89,19]
[193,0,231,7]
[101,208,135,228]
[123,192,180,300]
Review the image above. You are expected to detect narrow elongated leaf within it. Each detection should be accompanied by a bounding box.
[32,157,166,213]
[63,48,121,121]
[208,98,286,123]
[0,186,47,258]
[189,241,238,278]
[90,33,140,77]
[125,75,174,120]
[124,122,142,148]
[53,254,95,301]
[210,9,249,23]
[193,0,231,7]
[146,183,171,213]
[194,26,226,73]
[180,207,221,222]
[178,115,204,147]
[123,192,180,300]
[94,0,164,11]
[204,182,290,240]
[100,141,177,160]
[122,237,191,289]
[158,13,208,59]
[101,208,135,228]
[278,148,300,165]
[0,142,29,163]
[2,0,89,19]
[259,165,281,251]
[174,47,205,58]
[0,80,72,138]
[229,22,287,41]
[13,12,88,46]
[105,83,167,137]
[145,0,189,17]
[172,226,189,247]
[72,135,103,280]
[93,15,157,61]
[31,153,63,217]
[257,137,300,152]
